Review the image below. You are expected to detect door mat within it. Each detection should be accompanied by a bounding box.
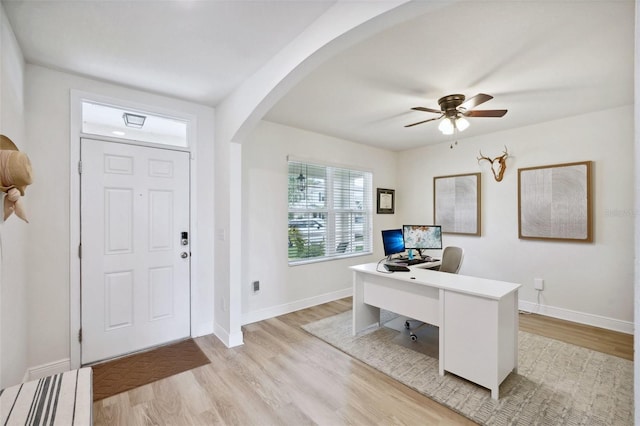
[91,339,210,401]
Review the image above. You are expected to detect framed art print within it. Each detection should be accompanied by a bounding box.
[518,161,593,242]
[376,188,395,214]
[434,173,481,235]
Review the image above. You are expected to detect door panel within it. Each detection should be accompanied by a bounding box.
[105,188,133,253]
[105,271,134,330]
[81,138,190,364]
[149,190,173,250]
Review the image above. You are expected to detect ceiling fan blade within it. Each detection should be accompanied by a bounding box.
[411,106,442,114]
[404,116,443,128]
[464,109,507,117]
[458,93,493,111]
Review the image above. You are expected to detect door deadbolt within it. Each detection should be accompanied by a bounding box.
[181,231,189,246]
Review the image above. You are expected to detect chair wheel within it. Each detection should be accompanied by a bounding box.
[410,333,417,341]
[404,320,411,329]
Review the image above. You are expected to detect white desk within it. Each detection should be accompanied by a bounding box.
[351,262,521,399]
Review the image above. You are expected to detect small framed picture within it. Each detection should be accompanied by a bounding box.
[377,188,395,214]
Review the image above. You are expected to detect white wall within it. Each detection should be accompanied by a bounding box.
[23,65,215,373]
[241,107,634,332]
[241,120,397,323]
[214,0,437,344]
[0,4,28,388]
[398,106,634,331]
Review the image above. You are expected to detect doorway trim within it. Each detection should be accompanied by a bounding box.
[69,90,199,369]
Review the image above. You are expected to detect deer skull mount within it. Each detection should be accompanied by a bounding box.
[478,147,509,182]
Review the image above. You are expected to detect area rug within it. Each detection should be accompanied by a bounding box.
[91,339,210,401]
[302,311,633,425]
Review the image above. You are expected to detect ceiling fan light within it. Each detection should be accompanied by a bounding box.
[456,116,470,132]
[438,117,454,135]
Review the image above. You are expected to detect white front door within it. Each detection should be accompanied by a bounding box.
[80,138,191,364]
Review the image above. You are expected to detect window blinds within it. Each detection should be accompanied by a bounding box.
[288,160,372,263]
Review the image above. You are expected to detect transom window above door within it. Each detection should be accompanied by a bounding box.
[81,101,189,147]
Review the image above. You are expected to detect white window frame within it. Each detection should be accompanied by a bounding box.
[288,158,372,265]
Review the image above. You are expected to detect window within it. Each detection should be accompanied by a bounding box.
[81,101,189,147]
[288,160,372,263]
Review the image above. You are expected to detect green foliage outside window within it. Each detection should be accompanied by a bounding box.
[288,227,325,259]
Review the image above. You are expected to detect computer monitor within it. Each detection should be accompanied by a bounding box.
[402,225,442,250]
[381,229,405,258]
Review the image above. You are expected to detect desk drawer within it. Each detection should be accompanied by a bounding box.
[363,280,440,326]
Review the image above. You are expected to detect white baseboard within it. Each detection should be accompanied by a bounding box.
[24,358,71,382]
[227,330,244,347]
[213,322,244,348]
[241,291,634,335]
[518,300,633,334]
[192,321,214,339]
[242,288,352,326]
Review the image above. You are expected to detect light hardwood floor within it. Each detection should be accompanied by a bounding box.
[93,298,633,425]
[519,311,633,361]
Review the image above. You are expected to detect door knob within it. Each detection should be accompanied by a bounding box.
[180,252,189,259]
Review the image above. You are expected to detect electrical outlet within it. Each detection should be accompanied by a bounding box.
[252,280,260,292]
[534,278,544,291]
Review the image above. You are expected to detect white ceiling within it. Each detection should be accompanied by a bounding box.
[265,0,635,151]
[2,0,337,105]
[3,0,635,152]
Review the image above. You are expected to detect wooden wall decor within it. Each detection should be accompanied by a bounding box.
[477,147,509,182]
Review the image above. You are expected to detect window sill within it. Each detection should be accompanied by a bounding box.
[288,251,372,267]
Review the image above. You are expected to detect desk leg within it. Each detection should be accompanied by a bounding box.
[513,289,519,374]
[491,387,499,400]
[352,271,380,335]
[438,289,444,376]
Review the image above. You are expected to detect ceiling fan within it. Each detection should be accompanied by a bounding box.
[405,93,507,134]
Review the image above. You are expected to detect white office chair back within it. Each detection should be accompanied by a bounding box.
[440,246,464,274]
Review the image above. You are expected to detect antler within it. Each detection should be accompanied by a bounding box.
[477,146,509,182]
[478,146,508,163]
[499,145,509,159]
[477,151,492,164]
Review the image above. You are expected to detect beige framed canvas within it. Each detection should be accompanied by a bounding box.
[434,173,481,236]
[518,161,593,242]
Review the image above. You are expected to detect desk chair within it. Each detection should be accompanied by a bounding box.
[438,246,464,274]
[405,246,464,341]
